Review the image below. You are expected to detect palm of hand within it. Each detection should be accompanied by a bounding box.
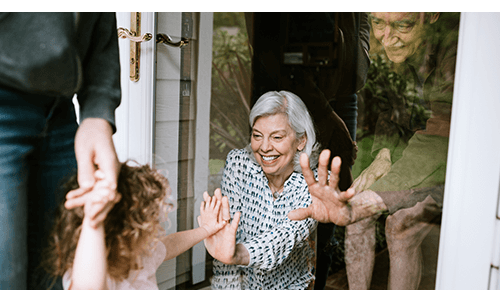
[204,222,238,265]
[200,189,241,264]
[306,182,352,226]
[288,150,355,225]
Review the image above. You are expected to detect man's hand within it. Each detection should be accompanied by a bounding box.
[351,148,391,192]
[75,117,120,191]
[288,150,356,226]
[68,170,122,228]
[66,118,121,226]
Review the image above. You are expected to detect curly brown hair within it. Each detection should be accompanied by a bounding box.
[42,162,173,284]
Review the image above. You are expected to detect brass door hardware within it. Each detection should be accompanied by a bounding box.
[156,33,189,48]
[117,27,153,43]
[117,12,150,82]
[117,12,190,82]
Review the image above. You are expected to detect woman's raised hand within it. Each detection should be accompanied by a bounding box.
[288,150,356,226]
[202,188,243,265]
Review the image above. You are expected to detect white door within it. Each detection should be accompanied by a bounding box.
[114,12,155,165]
[113,12,214,289]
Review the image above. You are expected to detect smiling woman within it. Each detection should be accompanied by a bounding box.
[248,91,319,167]
[249,91,318,194]
[204,90,320,290]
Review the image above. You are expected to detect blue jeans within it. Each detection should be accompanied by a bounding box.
[0,86,77,289]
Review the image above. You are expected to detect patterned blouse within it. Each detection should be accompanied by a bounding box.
[212,148,317,290]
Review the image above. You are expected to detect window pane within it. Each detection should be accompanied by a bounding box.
[207,12,460,290]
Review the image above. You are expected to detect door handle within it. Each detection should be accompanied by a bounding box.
[156,33,189,48]
[117,12,151,82]
[117,27,153,43]
[118,29,189,48]
[117,13,190,82]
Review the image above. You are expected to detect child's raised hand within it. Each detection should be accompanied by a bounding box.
[197,190,227,236]
[65,169,121,214]
[78,170,122,228]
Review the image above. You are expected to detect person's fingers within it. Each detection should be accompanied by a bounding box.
[89,202,114,228]
[214,199,221,214]
[203,191,211,202]
[94,169,106,180]
[299,153,316,187]
[65,195,88,209]
[213,188,225,221]
[75,143,96,191]
[230,211,241,231]
[209,193,217,209]
[338,187,356,203]
[197,216,201,227]
[88,204,105,222]
[202,192,213,214]
[98,158,120,192]
[288,207,312,221]
[328,156,342,189]
[214,188,222,201]
[113,191,122,204]
[317,150,331,185]
[200,201,206,214]
[66,187,91,200]
[221,195,231,221]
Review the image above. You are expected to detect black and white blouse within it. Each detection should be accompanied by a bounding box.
[212,149,317,290]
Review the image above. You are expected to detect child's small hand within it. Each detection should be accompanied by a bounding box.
[197,190,227,236]
[65,170,121,211]
[76,170,122,228]
[83,181,120,228]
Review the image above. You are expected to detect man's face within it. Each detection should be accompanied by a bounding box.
[371,12,428,63]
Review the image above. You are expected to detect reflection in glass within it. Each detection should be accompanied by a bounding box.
[208,12,460,290]
[345,12,460,290]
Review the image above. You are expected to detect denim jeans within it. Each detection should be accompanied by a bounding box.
[0,86,77,289]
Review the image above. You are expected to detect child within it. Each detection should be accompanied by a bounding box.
[42,162,228,289]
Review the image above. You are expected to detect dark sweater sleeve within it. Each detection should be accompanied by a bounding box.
[77,12,121,132]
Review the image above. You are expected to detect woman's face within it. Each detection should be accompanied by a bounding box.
[251,113,306,179]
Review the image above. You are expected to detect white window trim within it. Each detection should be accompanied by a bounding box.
[436,12,500,290]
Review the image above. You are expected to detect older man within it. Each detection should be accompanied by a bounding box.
[290,12,459,290]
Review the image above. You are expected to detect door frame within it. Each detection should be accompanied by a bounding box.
[114,12,156,165]
[436,12,500,290]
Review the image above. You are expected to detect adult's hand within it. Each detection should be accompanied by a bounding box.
[203,189,248,265]
[288,150,356,226]
[65,118,121,224]
[82,177,121,228]
[351,148,391,192]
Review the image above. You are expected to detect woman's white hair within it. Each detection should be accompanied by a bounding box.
[247,90,320,172]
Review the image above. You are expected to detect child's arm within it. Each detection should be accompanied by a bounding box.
[161,191,226,261]
[70,183,117,290]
